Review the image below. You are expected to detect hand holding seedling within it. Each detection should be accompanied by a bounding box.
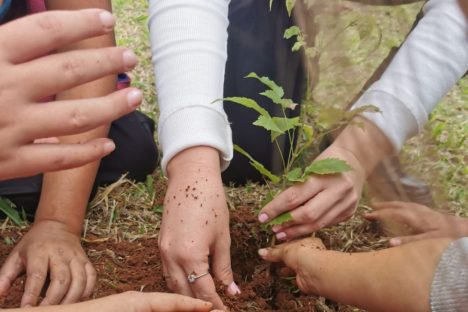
[365,201,468,246]
[158,147,239,310]
[0,9,142,181]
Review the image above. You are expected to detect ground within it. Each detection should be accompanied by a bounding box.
[0,1,467,311]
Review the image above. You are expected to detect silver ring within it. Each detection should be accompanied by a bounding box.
[187,272,209,284]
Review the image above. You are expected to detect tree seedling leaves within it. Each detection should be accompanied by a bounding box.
[284,26,301,39]
[292,40,306,52]
[0,197,23,226]
[246,72,285,98]
[234,145,281,184]
[285,167,304,182]
[268,212,293,226]
[270,117,300,141]
[224,97,269,118]
[286,0,296,16]
[304,158,352,176]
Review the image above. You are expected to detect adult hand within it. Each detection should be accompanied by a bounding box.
[365,201,468,246]
[158,147,240,310]
[0,220,95,307]
[258,237,326,295]
[258,146,366,241]
[0,9,142,180]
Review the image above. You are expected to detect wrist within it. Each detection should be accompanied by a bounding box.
[167,146,222,179]
[34,216,82,236]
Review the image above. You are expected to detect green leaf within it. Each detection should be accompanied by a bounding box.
[234,145,281,184]
[285,0,296,16]
[224,97,269,117]
[253,115,283,134]
[292,40,306,52]
[0,197,23,226]
[268,212,293,226]
[260,90,295,110]
[270,117,300,141]
[284,26,301,39]
[285,167,304,182]
[303,125,314,141]
[152,204,164,214]
[304,158,352,176]
[245,73,285,98]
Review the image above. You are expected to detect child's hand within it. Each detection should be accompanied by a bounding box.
[365,201,468,246]
[258,237,326,295]
[0,9,142,180]
[0,220,95,307]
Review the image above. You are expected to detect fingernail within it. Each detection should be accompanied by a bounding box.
[103,140,116,153]
[258,249,267,257]
[227,281,241,296]
[276,232,287,240]
[99,11,115,31]
[127,89,143,108]
[258,213,269,223]
[122,50,138,70]
[272,226,280,233]
[390,238,401,246]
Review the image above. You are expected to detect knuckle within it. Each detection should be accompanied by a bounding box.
[285,189,301,209]
[304,210,317,223]
[27,270,46,281]
[61,58,86,81]
[69,107,90,131]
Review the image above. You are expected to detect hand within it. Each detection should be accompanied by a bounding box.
[158,147,240,310]
[258,145,366,241]
[365,201,468,246]
[72,291,214,312]
[258,237,326,295]
[0,9,142,180]
[0,220,95,307]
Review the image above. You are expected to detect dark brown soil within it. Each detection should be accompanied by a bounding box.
[0,206,349,311]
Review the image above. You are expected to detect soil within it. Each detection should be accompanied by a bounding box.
[0,206,352,311]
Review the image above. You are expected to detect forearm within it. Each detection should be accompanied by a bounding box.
[148,0,233,175]
[36,0,116,235]
[309,239,453,312]
[351,0,468,152]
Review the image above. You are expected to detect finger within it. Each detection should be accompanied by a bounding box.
[81,262,96,300]
[258,245,286,263]
[40,261,71,306]
[163,262,194,298]
[21,88,142,141]
[21,258,48,307]
[259,181,322,224]
[0,139,116,180]
[0,9,116,63]
[371,201,411,210]
[60,260,87,304]
[289,190,341,226]
[188,271,226,310]
[364,208,418,225]
[34,138,60,144]
[148,293,212,312]
[0,253,24,296]
[389,232,435,246]
[19,48,137,100]
[212,237,240,297]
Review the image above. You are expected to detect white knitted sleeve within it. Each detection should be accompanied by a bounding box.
[148,0,233,175]
[351,0,468,151]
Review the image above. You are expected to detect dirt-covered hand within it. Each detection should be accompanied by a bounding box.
[365,201,468,246]
[158,147,240,310]
[258,237,326,294]
[258,146,366,241]
[0,220,96,307]
[0,9,142,180]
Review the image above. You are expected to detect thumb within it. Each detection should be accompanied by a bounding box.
[212,238,239,297]
[0,253,24,296]
[258,245,287,263]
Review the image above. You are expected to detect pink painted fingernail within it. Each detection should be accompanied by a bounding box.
[276,232,287,240]
[390,238,401,246]
[127,89,143,108]
[258,249,267,257]
[227,281,241,296]
[272,226,281,233]
[258,213,269,223]
[99,11,115,31]
[122,49,138,70]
